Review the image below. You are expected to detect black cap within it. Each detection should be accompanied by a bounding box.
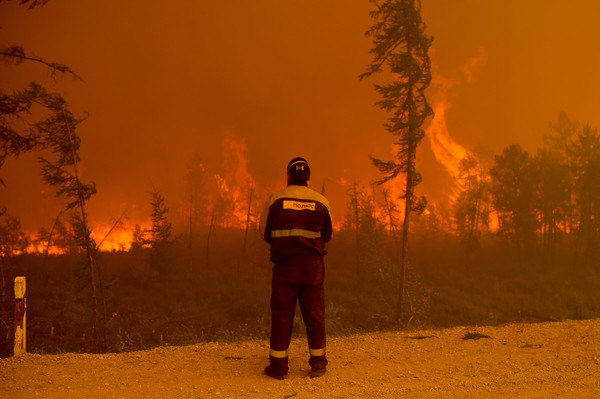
[287,157,310,182]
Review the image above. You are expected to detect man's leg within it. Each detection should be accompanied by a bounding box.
[266,274,299,379]
[298,282,327,377]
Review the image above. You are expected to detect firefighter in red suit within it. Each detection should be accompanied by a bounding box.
[259,157,333,379]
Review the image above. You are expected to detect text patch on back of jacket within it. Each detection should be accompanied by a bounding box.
[283,200,316,211]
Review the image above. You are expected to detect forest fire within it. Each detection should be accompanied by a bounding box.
[21,223,145,254]
[3,0,600,369]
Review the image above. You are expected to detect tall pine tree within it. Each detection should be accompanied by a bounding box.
[361,0,433,322]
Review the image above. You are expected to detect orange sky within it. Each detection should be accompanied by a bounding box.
[1,0,600,235]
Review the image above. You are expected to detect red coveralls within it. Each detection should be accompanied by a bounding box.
[259,183,333,365]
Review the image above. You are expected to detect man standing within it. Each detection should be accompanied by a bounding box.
[259,157,333,379]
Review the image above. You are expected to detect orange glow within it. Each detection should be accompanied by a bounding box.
[23,239,65,255]
[92,222,150,252]
[488,212,500,233]
[20,222,150,254]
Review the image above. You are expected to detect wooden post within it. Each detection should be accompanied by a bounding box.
[14,276,26,357]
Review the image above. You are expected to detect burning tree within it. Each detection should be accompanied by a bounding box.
[360,0,433,322]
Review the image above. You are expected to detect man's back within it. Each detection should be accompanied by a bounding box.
[260,184,332,263]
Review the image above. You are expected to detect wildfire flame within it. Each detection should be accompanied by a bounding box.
[217,132,258,229]
[426,50,486,195]
[426,98,471,186]
[92,222,150,252]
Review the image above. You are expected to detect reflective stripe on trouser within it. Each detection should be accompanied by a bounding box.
[269,349,289,358]
[270,229,321,239]
[309,348,326,356]
[270,273,326,353]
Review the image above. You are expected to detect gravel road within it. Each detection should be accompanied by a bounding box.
[1,319,599,398]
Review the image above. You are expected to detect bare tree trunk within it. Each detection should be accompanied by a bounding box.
[66,124,99,351]
[95,211,125,351]
[397,177,411,322]
[80,205,99,350]
[206,208,216,270]
[382,189,396,244]
[241,184,253,260]
[188,191,194,275]
[44,210,63,263]
[0,256,5,332]
[352,181,361,289]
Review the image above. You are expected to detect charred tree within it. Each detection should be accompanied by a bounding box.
[184,154,208,275]
[346,181,361,288]
[206,207,217,269]
[381,188,399,244]
[241,183,254,260]
[361,0,433,323]
[453,155,487,256]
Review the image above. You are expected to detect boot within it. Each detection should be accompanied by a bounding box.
[264,355,288,380]
[309,355,328,378]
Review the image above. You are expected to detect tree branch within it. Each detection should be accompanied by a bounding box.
[0,46,82,80]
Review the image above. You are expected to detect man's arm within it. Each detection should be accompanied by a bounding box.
[259,199,273,244]
[321,209,333,243]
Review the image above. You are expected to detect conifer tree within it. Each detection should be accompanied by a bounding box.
[1,0,79,182]
[37,105,100,349]
[488,144,537,257]
[148,187,176,275]
[453,155,488,254]
[567,124,600,258]
[361,0,433,321]
[1,0,80,186]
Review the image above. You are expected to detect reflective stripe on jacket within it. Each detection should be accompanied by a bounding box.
[259,184,332,263]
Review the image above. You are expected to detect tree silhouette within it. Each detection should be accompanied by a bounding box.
[567,124,600,258]
[453,155,487,255]
[184,153,209,274]
[532,149,570,254]
[0,0,51,10]
[380,188,399,244]
[489,144,537,257]
[148,187,177,276]
[361,0,433,322]
[1,0,80,183]
[37,106,100,349]
[0,83,71,185]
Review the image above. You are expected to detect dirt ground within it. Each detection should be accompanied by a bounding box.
[1,319,599,398]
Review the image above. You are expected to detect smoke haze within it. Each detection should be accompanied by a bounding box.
[1,0,600,239]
